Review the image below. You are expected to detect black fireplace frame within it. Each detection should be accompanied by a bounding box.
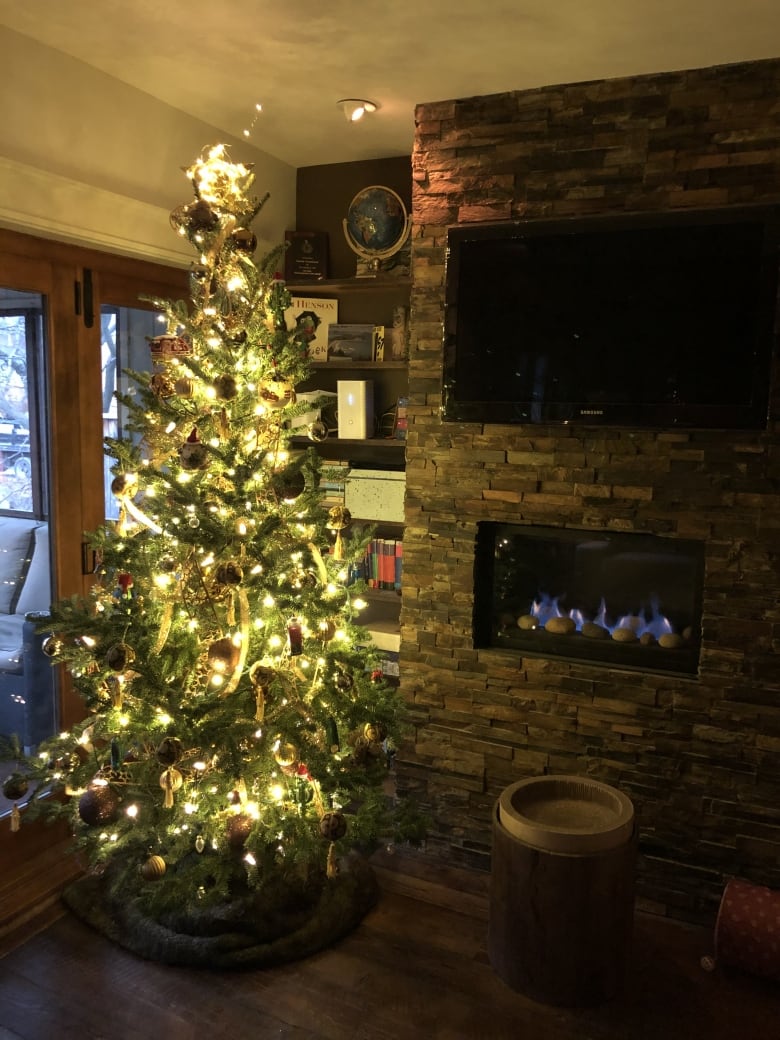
[474,522,705,676]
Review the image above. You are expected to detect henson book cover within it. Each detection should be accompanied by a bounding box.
[285,296,338,362]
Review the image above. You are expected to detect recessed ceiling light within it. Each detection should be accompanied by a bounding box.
[337,99,378,122]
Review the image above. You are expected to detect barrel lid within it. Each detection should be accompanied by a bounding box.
[498,775,634,853]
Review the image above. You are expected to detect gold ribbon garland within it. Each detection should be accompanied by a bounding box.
[219,589,251,697]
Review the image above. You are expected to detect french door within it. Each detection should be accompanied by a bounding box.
[0,230,186,893]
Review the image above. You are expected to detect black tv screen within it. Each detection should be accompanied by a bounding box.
[442,207,780,428]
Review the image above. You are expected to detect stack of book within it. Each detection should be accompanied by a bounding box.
[319,460,348,510]
[359,537,403,591]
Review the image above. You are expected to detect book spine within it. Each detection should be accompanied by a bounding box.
[394,540,403,592]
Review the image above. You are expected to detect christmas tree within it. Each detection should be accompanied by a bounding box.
[4,145,418,965]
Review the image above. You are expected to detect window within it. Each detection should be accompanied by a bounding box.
[101,305,160,519]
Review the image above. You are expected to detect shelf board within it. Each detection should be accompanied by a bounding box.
[287,277,411,293]
[291,435,405,452]
[309,360,406,370]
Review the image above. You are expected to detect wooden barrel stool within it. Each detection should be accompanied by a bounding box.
[488,775,637,1007]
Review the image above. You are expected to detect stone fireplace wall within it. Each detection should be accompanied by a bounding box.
[398,57,780,922]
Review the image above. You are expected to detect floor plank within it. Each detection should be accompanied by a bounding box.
[1,849,779,1040]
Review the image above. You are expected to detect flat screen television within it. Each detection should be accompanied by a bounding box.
[442,206,780,428]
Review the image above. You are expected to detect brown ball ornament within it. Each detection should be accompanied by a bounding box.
[140,854,167,880]
[213,374,238,400]
[105,642,135,672]
[185,198,219,232]
[249,663,276,692]
[363,722,388,744]
[149,373,175,398]
[208,636,241,673]
[78,781,120,827]
[156,737,182,765]
[226,812,253,849]
[334,669,354,693]
[275,468,306,502]
[3,773,30,801]
[215,561,243,586]
[319,811,347,841]
[110,472,138,497]
[230,227,257,252]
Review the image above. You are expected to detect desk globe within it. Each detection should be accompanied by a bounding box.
[343,185,411,275]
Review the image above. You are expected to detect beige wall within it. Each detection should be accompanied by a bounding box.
[0,27,296,265]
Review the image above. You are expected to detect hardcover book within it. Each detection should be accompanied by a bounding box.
[327,324,382,362]
[286,295,338,362]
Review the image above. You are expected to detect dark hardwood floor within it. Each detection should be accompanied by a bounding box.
[1,847,779,1040]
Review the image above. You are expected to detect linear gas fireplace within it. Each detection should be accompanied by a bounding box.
[474,523,705,676]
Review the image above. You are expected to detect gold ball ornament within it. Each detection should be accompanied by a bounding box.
[273,741,299,768]
[307,420,329,443]
[318,619,337,641]
[259,381,296,410]
[42,634,64,658]
[327,506,352,531]
[275,468,306,502]
[159,767,183,793]
[140,854,167,881]
[319,811,347,841]
[174,376,194,398]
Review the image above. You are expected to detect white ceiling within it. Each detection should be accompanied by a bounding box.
[2,0,780,169]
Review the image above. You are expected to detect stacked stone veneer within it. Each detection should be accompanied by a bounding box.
[398,58,780,922]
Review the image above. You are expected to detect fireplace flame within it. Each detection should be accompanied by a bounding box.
[531,594,674,639]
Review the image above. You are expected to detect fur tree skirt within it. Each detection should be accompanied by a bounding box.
[62,852,379,969]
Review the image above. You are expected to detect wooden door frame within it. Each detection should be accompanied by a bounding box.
[0,229,187,928]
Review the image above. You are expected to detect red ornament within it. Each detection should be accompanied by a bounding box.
[117,572,134,595]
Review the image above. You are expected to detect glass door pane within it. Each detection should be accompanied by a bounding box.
[0,287,56,755]
[101,305,161,520]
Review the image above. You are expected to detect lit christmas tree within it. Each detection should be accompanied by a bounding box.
[6,145,419,965]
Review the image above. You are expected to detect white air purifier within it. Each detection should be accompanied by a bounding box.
[337,380,374,439]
